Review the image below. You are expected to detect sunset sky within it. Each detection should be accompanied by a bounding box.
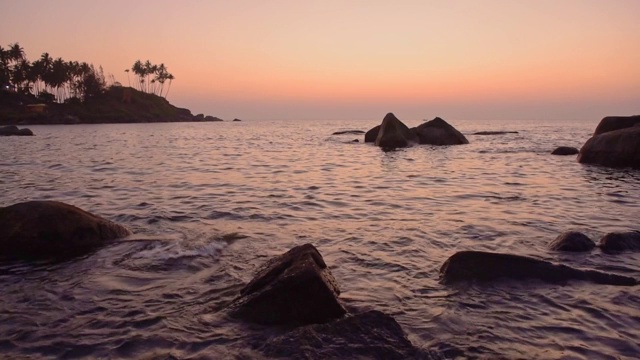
[1,0,639,121]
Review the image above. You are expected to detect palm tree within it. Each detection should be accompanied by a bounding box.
[125,69,130,87]
[8,43,25,64]
[164,73,174,98]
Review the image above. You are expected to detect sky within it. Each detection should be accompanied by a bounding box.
[1,0,639,121]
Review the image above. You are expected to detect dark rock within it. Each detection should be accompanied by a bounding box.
[440,251,637,286]
[411,117,469,145]
[374,113,418,149]
[0,125,34,136]
[332,130,365,135]
[256,310,436,360]
[578,126,640,168]
[472,131,519,135]
[233,118,242,122]
[364,125,381,143]
[0,201,131,260]
[228,243,346,325]
[551,146,579,156]
[599,231,640,253]
[548,231,595,252]
[351,139,359,143]
[593,115,640,136]
[204,115,223,122]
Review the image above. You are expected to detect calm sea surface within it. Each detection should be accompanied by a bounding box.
[1,118,639,359]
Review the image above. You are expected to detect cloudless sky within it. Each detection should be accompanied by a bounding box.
[1,0,639,120]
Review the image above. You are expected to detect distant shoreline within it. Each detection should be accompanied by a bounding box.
[0,86,226,126]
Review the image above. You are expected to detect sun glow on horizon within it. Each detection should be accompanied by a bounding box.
[1,0,639,120]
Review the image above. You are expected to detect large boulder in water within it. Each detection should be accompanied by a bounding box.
[411,117,468,145]
[598,231,640,253]
[593,115,640,136]
[374,113,418,149]
[0,125,34,136]
[548,231,595,252]
[578,126,640,168]
[228,243,346,325]
[0,201,131,260]
[439,251,637,286]
[255,310,434,359]
[364,125,380,143]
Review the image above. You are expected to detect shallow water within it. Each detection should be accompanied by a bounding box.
[1,118,639,359]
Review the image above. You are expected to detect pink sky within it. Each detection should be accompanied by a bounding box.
[1,0,639,120]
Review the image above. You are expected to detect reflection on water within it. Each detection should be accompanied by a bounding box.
[0,119,639,359]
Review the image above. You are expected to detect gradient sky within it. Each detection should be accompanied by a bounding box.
[1,0,639,120]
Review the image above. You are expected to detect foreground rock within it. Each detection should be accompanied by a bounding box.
[0,201,131,260]
[0,125,34,136]
[548,231,595,252]
[593,115,640,136]
[551,146,579,156]
[440,251,637,286]
[228,243,346,325]
[599,231,640,253]
[255,310,435,359]
[413,117,469,145]
[374,113,418,149]
[578,126,640,168]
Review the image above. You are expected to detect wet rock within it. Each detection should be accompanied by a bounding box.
[0,201,131,261]
[375,113,418,149]
[0,125,34,136]
[551,146,579,156]
[412,117,469,145]
[364,125,381,143]
[351,139,359,143]
[599,231,640,253]
[233,118,242,122]
[256,310,437,360]
[204,115,223,122]
[228,243,346,325]
[472,131,519,135]
[439,251,637,286]
[332,130,365,135]
[548,231,595,252]
[578,126,640,169]
[593,115,640,136]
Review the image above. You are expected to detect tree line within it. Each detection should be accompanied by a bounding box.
[128,60,175,98]
[0,42,175,103]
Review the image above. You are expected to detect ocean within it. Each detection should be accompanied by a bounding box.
[1,118,639,359]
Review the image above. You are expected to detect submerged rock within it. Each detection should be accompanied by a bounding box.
[0,125,34,136]
[375,113,418,149]
[578,126,640,168]
[228,243,346,325]
[412,117,469,145]
[593,115,640,136]
[439,251,637,286]
[548,231,595,252]
[0,200,131,260]
[332,130,365,135]
[551,146,579,156]
[255,310,436,360]
[472,131,519,135]
[599,231,640,253]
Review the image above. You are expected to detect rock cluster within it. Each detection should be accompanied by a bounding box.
[0,125,33,136]
[364,113,468,149]
[578,115,640,168]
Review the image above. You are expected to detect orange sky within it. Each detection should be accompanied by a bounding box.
[1,0,639,120]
